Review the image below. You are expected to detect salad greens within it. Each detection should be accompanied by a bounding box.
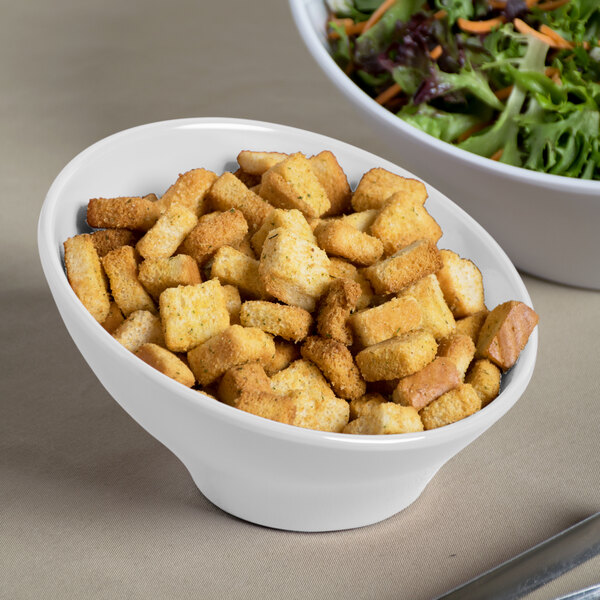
[326,0,600,179]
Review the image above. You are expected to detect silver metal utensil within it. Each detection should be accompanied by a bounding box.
[554,583,600,600]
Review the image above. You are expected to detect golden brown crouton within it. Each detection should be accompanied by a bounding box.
[250,208,315,256]
[236,390,298,426]
[309,151,352,216]
[138,254,202,300]
[370,194,442,255]
[392,357,461,410]
[187,325,275,386]
[180,209,248,265]
[157,168,217,216]
[315,220,384,266]
[328,258,373,310]
[310,392,350,432]
[349,296,422,348]
[351,168,427,212]
[270,359,335,402]
[64,234,110,322]
[112,310,165,352]
[101,301,125,333]
[437,333,476,380]
[436,250,486,318]
[218,362,272,406]
[455,310,489,344]
[222,284,242,324]
[136,343,195,387]
[363,239,443,295]
[343,403,423,434]
[419,383,481,430]
[340,209,379,232]
[263,339,300,376]
[259,228,330,312]
[159,279,230,352]
[210,246,269,299]
[301,336,366,401]
[102,246,156,316]
[89,229,137,258]
[240,301,312,343]
[233,233,257,259]
[476,301,539,371]
[237,150,288,174]
[260,153,330,218]
[233,168,261,189]
[465,359,501,408]
[349,393,387,420]
[87,196,160,231]
[316,278,361,345]
[355,329,437,381]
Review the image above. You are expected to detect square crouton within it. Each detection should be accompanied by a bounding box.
[343,403,423,434]
[455,310,489,343]
[138,254,202,300]
[392,357,461,410]
[419,383,481,430]
[301,336,366,400]
[64,234,111,322]
[309,391,350,432]
[370,193,442,255]
[260,153,330,218]
[210,246,269,299]
[349,393,387,420]
[263,339,301,376]
[364,239,443,295]
[217,362,272,406]
[101,301,125,333]
[340,209,379,232]
[355,329,437,381]
[309,151,352,216]
[222,284,242,324]
[476,301,539,370]
[87,196,161,231]
[250,208,315,256]
[236,390,298,426]
[398,274,455,340]
[437,333,476,380]
[436,250,486,318]
[465,359,501,408]
[349,296,421,348]
[351,168,427,212]
[240,300,312,342]
[259,228,330,311]
[89,229,137,258]
[237,150,287,174]
[234,233,256,259]
[136,343,195,387]
[187,325,275,385]
[102,246,156,316]
[315,220,383,266]
[317,278,361,345]
[233,168,261,189]
[329,258,373,310]
[112,310,165,352]
[270,359,335,402]
[159,279,230,352]
[157,168,217,216]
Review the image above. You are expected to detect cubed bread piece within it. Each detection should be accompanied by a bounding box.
[309,151,352,216]
[180,209,248,265]
[343,403,423,434]
[260,153,330,218]
[398,274,455,340]
[102,246,156,316]
[135,343,195,387]
[89,229,137,258]
[309,392,350,432]
[263,339,300,376]
[270,359,336,402]
[315,220,384,266]
[101,301,125,333]
[364,239,443,295]
[218,362,272,406]
[317,278,361,345]
[465,359,501,408]
[437,333,476,380]
[236,390,298,426]
[351,168,427,212]
[237,150,288,174]
[210,246,269,299]
[138,254,202,300]
[436,250,486,318]
[329,258,373,310]
[234,233,256,259]
[240,300,312,342]
[355,330,437,381]
[350,296,421,348]
[250,208,315,256]
[259,228,330,312]
[222,284,242,324]
[233,168,261,189]
[64,234,110,322]
[159,279,230,352]
[112,310,164,352]
[392,357,461,410]
[87,196,160,231]
[349,393,387,420]
[208,171,272,231]
[157,168,217,216]
[455,310,489,344]
[370,193,442,255]
[301,336,366,401]
[419,383,481,430]
[187,325,275,386]
[476,301,539,370]
[340,209,379,232]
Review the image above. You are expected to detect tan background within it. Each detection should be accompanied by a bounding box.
[2,1,599,598]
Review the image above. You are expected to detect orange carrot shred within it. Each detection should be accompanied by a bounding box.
[513,18,557,46]
[374,83,402,105]
[433,9,447,19]
[457,17,506,34]
[537,0,570,9]
[494,86,513,100]
[488,0,506,8]
[490,149,504,161]
[430,45,443,60]
[457,121,491,143]
[362,0,396,33]
[539,24,574,48]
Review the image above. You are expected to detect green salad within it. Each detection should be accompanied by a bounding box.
[326,0,600,179]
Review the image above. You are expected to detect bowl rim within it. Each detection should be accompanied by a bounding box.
[38,116,538,451]
[288,0,600,193]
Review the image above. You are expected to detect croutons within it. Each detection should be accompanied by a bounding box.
[89,228,136,258]
[263,339,300,376]
[237,150,287,175]
[157,168,217,216]
[222,284,242,324]
[419,383,481,430]
[233,168,261,189]
[210,246,269,299]
[240,301,312,342]
[159,279,230,352]
[135,343,195,387]
[236,390,298,426]
[112,310,165,352]
[349,393,387,420]
[87,196,160,231]
[455,310,489,344]
[270,359,335,402]
[101,301,125,333]
[315,220,384,266]
[317,278,361,345]
[328,258,373,310]
[218,362,272,406]
[465,359,501,408]
[138,254,202,300]
[437,333,476,380]
[309,150,352,216]
[343,403,423,434]
[250,208,315,256]
[340,209,379,232]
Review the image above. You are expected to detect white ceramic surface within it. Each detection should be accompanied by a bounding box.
[289,0,600,289]
[38,117,537,531]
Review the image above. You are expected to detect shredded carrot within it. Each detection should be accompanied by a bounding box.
[544,66,559,76]
[433,9,447,20]
[526,0,540,7]
[537,0,570,9]
[457,17,506,34]
[513,18,557,46]
[539,24,574,48]
[494,85,513,100]
[374,83,402,105]
[429,45,443,60]
[457,121,491,143]
[490,149,504,161]
[328,19,366,39]
[362,0,396,33]
[488,0,506,8]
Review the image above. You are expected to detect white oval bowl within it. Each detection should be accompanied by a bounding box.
[289,0,600,289]
[38,117,537,531]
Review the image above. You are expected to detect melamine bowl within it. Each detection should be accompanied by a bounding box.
[38,117,537,531]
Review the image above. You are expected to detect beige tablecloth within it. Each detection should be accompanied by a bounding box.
[2,1,599,598]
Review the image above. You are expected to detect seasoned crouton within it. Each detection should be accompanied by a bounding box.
[260,153,330,218]
[237,150,288,175]
[340,209,379,233]
[309,151,352,216]
[301,336,366,400]
[233,233,256,259]
[392,357,461,409]
[349,393,387,420]
[187,325,275,385]
[233,168,261,189]
[351,168,427,212]
[157,168,217,216]
[355,329,437,381]
[210,246,269,299]
[138,254,201,300]
[310,392,350,432]
[455,310,489,344]
[159,279,230,352]
[270,359,335,402]
[136,343,195,387]
[240,300,312,342]
[419,383,481,430]
[112,310,164,352]
[64,234,110,322]
[364,239,443,295]
[328,258,373,310]
[250,208,315,256]
[263,339,300,376]
[476,301,539,370]
[218,362,272,406]
[222,284,242,324]
[343,403,423,434]
[87,196,161,231]
[259,228,330,312]
[101,301,125,333]
[317,278,361,345]
[437,333,476,380]
[315,220,384,266]
[89,229,136,257]
[465,359,501,408]
[102,246,156,316]
[236,390,298,426]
